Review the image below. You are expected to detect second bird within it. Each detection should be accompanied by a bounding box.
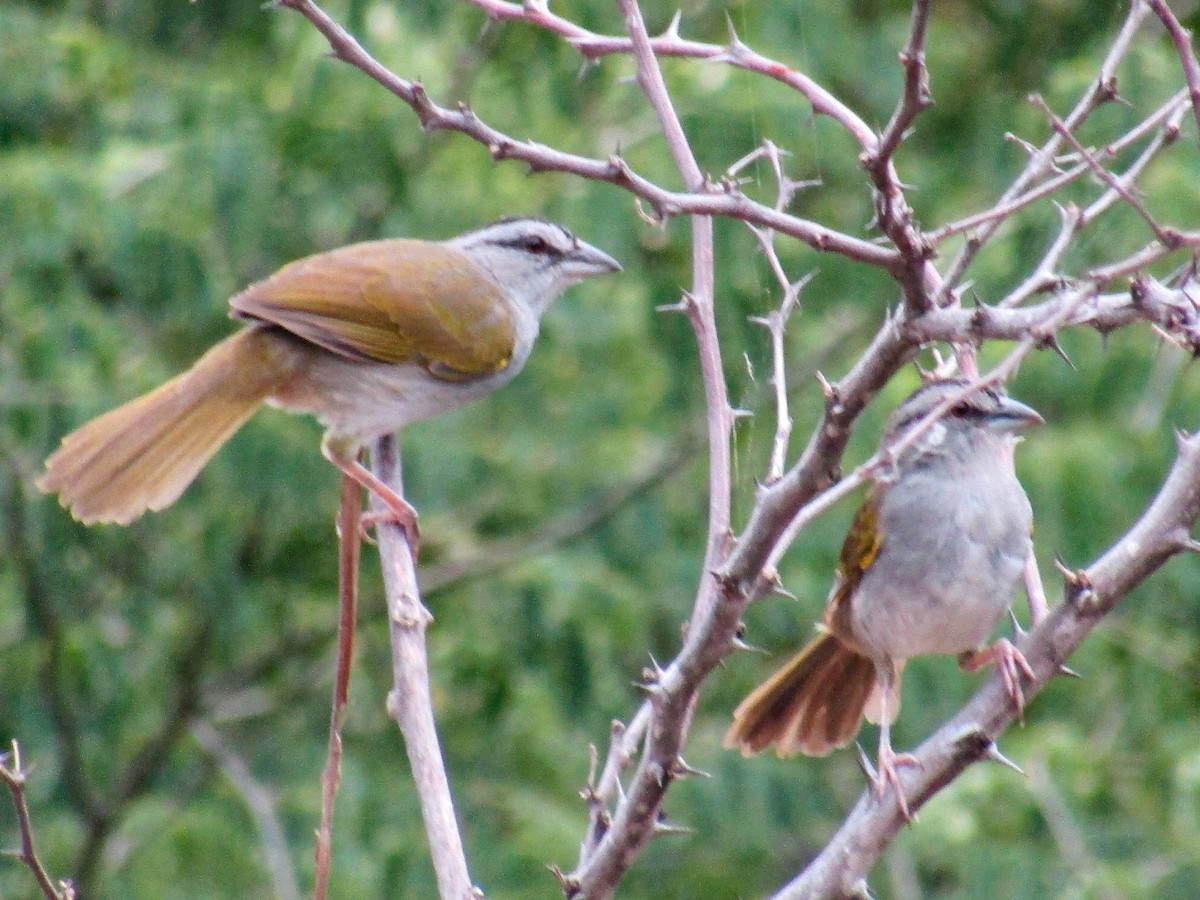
[725,379,1042,817]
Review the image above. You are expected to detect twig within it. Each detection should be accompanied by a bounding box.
[461,1,880,152]
[1144,0,1200,145]
[275,0,900,272]
[861,0,942,317]
[564,4,732,895]
[370,436,478,900]
[872,0,933,170]
[314,474,363,900]
[750,271,811,484]
[1,741,76,900]
[928,89,1188,245]
[936,0,1153,303]
[1032,94,1181,248]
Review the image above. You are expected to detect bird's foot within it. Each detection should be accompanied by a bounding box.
[873,745,922,822]
[959,638,1035,721]
[360,503,420,553]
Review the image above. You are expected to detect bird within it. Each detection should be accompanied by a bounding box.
[724,379,1042,818]
[38,217,621,533]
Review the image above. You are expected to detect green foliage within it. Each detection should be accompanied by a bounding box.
[2,1,1199,897]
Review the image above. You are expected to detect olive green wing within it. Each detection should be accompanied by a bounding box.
[823,486,885,644]
[230,239,517,380]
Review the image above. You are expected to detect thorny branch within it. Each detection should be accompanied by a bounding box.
[264,0,1200,898]
[1,742,75,900]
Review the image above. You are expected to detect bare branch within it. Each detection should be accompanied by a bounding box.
[1144,0,1200,145]
[565,3,731,895]
[370,437,479,900]
[276,0,899,271]
[749,268,812,484]
[463,0,880,151]
[1032,94,1181,248]
[929,89,1188,246]
[266,2,1200,896]
[937,1,1154,302]
[314,476,363,900]
[1,741,76,900]
[873,0,933,172]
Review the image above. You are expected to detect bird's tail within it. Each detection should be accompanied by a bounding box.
[725,630,895,757]
[39,327,291,525]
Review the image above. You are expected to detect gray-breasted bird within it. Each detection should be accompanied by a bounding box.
[39,218,620,530]
[725,379,1041,817]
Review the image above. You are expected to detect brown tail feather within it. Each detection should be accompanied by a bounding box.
[725,631,879,758]
[38,328,292,525]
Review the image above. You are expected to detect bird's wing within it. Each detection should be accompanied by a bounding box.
[823,486,885,643]
[230,239,517,380]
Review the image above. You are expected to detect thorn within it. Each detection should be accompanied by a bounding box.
[655,301,689,315]
[643,653,665,681]
[730,628,767,654]
[1039,333,1076,369]
[848,879,876,900]
[854,742,877,780]
[1007,607,1028,638]
[634,678,663,696]
[1054,557,1097,607]
[653,813,695,836]
[634,197,667,227]
[548,864,580,896]
[763,567,796,601]
[671,756,712,779]
[816,370,837,401]
[662,9,683,40]
[982,741,1027,777]
[1056,664,1082,679]
[581,743,600,800]
[731,406,754,420]
[1053,556,1080,584]
[723,12,743,50]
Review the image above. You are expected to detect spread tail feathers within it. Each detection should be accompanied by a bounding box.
[38,328,291,525]
[725,631,890,757]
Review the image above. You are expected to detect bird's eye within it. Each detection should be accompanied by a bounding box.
[521,234,550,254]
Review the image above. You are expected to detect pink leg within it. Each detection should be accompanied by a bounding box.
[960,638,1036,721]
[1023,554,1050,627]
[322,438,420,551]
[874,661,921,820]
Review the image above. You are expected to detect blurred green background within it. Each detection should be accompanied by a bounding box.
[3,0,1200,897]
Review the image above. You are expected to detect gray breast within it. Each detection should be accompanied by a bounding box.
[848,451,1032,662]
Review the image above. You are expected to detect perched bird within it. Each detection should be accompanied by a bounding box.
[725,379,1041,817]
[39,218,620,531]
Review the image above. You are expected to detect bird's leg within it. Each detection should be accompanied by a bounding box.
[959,638,1036,721]
[873,660,920,821]
[1022,553,1050,627]
[322,435,420,551]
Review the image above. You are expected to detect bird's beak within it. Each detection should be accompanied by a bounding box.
[990,396,1044,432]
[567,240,622,278]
